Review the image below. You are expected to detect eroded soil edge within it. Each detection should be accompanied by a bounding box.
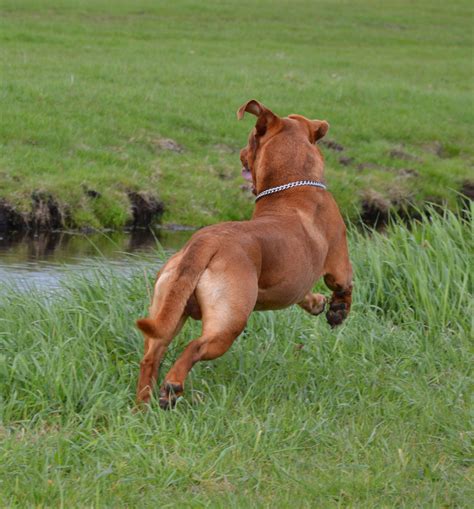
[0,191,164,233]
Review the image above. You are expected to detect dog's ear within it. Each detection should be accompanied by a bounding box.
[311,120,329,142]
[236,99,279,136]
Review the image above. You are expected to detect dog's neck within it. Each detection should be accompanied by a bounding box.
[255,180,326,202]
[254,140,325,195]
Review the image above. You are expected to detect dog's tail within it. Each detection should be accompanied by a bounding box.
[136,238,217,340]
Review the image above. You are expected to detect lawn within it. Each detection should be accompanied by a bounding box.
[0,0,472,229]
[0,210,471,507]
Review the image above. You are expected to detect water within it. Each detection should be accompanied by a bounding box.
[0,228,194,291]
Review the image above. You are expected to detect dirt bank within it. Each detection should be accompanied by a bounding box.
[0,191,164,233]
[0,176,470,234]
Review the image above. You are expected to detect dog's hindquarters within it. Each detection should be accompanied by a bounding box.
[135,239,218,403]
[137,239,219,338]
[158,252,259,408]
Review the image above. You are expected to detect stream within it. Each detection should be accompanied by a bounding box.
[0,228,194,291]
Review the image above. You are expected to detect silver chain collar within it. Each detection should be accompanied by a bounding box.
[255,180,327,202]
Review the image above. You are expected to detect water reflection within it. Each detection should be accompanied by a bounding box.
[0,228,194,290]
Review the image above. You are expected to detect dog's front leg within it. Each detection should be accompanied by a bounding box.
[326,285,352,328]
[323,230,353,328]
[324,273,353,328]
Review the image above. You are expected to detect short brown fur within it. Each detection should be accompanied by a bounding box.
[136,100,352,409]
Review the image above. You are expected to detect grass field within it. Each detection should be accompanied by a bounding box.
[0,209,471,507]
[1,0,473,229]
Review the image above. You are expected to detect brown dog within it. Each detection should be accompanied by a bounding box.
[136,100,352,408]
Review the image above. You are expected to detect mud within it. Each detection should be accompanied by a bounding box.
[127,191,165,229]
[422,141,463,159]
[460,180,474,201]
[0,200,26,232]
[422,141,444,157]
[355,162,420,179]
[0,192,64,233]
[357,162,387,172]
[360,188,430,229]
[360,191,391,228]
[30,191,65,230]
[217,170,234,180]
[82,186,101,199]
[239,183,253,193]
[459,180,474,218]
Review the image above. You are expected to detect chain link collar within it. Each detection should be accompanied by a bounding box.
[255,180,327,202]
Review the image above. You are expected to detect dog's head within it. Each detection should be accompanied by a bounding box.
[237,99,329,194]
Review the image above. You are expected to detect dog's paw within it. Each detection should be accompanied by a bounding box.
[326,302,348,328]
[159,381,183,410]
[300,293,326,316]
[310,293,327,315]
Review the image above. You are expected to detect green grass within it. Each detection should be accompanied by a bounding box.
[0,0,473,228]
[0,209,471,507]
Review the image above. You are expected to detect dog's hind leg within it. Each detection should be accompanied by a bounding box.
[158,267,258,409]
[136,313,188,404]
[136,241,223,405]
[158,328,242,410]
[136,264,190,404]
[323,240,353,328]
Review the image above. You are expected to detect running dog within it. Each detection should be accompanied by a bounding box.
[136,100,353,408]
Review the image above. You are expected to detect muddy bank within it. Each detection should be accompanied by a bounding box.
[320,137,472,228]
[0,174,471,234]
[458,180,474,220]
[359,185,472,229]
[360,191,425,229]
[127,191,164,229]
[0,190,164,234]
